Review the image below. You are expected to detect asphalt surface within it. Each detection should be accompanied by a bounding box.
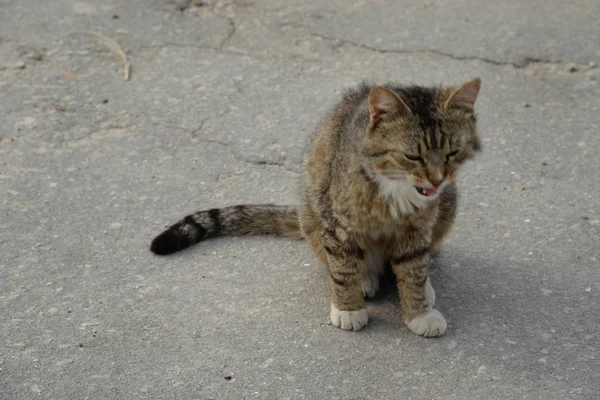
[1,1,599,399]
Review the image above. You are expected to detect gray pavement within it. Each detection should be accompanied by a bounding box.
[1,1,599,399]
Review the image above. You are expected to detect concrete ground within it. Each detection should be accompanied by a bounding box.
[1,1,599,399]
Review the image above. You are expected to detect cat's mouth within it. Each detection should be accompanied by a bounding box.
[415,186,439,197]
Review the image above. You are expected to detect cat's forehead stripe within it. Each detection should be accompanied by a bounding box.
[394,85,441,150]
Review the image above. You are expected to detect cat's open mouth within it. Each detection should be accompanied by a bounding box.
[415,186,438,197]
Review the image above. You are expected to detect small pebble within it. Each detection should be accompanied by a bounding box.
[174,0,189,10]
[566,63,579,73]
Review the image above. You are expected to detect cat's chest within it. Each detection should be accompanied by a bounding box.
[334,177,435,234]
[374,177,429,219]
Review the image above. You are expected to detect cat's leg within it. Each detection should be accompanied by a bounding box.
[322,229,368,331]
[362,244,385,298]
[431,182,457,255]
[392,245,446,337]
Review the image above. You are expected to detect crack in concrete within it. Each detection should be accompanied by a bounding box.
[174,1,238,51]
[193,117,209,134]
[193,135,295,173]
[157,120,298,174]
[303,29,595,70]
[308,31,543,68]
[273,21,588,69]
[219,15,237,50]
[135,17,590,71]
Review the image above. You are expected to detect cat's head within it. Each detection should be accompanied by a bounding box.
[364,78,481,200]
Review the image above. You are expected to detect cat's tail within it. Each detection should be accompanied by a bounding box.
[150,204,302,255]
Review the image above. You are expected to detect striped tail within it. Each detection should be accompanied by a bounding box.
[150,204,302,255]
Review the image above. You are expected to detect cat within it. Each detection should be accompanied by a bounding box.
[150,78,482,337]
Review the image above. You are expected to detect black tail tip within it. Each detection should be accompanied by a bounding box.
[150,231,188,255]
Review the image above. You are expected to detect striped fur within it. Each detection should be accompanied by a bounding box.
[150,205,301,255]
[150,78,482,337]
[300,78,481,335]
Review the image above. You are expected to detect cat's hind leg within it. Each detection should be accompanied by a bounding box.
[362,245,386,298]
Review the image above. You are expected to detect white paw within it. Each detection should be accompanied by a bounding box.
[330,303,369,331]
[407,309,447,337]
[425,277,435,308]
[362,273,380,298]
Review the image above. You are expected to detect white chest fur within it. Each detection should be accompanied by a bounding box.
[373,175,430,218]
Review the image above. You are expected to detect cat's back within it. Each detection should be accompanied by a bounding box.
[304,83,372,182]
[327,82,372,137]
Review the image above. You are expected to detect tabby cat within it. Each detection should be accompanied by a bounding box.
[151,78,482,337]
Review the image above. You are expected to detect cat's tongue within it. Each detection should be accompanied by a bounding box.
[415,186,439,197]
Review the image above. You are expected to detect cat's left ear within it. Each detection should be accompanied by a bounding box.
[443,78,481,114]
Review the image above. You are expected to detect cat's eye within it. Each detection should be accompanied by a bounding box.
[404,154,425,164]
[446,150,459,162]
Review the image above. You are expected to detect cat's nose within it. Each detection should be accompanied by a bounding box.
[429,172,444,187]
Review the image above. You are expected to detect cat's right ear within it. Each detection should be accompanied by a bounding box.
[443,78,481,114]
[369,87,411,123]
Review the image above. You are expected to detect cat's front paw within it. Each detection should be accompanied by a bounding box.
[330,303,368,331]
[407,309,447,337]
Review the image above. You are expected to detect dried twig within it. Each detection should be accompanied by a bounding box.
[76,32,130,80]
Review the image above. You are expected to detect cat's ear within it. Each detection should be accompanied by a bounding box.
[443,78,481,113]
[369,87,411,122]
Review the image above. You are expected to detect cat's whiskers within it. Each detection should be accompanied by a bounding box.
[378,170,408,181]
